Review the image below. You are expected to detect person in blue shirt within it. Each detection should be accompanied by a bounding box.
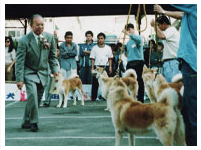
[154,4,197,146]
[123,23,144,103]
[59,31,77,79]
[79,31,95,84]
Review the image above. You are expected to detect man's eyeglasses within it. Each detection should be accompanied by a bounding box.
[5,41,10,43]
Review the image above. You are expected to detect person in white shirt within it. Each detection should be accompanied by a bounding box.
[121,50,128,77]
[5,36,15,81]
[151,15,180,82]
[90,32,113,101]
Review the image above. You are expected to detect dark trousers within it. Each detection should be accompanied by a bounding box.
[180,60,197,146]
[91,66,109,101]
[80,66,92,84]
[126,60,144,103]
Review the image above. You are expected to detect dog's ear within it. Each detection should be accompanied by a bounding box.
[95,67,99,71]
[100,67,104,71]
[143,65,149,73]
[152,68,158,73]
[102,77,110,83]
[143,65,148,69]
[114,75,120,80]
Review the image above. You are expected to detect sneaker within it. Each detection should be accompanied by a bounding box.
[98,95,106,101]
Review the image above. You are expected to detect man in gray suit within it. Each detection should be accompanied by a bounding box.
[15,14,59,132]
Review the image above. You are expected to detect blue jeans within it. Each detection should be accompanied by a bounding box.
[180,60,197,146]
[163,59,180,82]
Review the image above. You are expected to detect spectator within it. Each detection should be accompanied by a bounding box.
[112,42,126,77]
[5,36,15,81]
[53,30,59,57]
[154,42,164,74]
[150,15,180,82]
[59,31,77,79]
[150,41,163,69]
[123,23,145,103]
[90,32,113,101]
[154,4,197,146]
[79,31,95,84]
[120,48,128,77]
[147,39,156,68]
[15,14,58,132]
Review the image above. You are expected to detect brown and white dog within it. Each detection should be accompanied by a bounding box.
[95,67,138,101]
[99,75,186,146]
[142,66,183,109]
[50,73,84,108]
[95,67,138,111]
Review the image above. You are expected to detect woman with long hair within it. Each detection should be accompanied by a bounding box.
[5,36,15,81]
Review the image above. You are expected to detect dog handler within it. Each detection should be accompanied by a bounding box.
[15,14,59,132]
[154,4,197,146]
[123,23,145,103]
[90,32,113,101]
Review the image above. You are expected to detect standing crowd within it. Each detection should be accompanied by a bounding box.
[6,4,196,146]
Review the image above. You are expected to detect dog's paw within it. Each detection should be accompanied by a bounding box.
[73,103,76,106]
[104,108,110,111]
[81,103,84,106]
[63,105,67,108]
[56,105,61,108]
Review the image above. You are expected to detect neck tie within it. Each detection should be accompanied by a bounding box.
[38,36,41,49]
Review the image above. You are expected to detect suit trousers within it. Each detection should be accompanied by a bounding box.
[126,60,144,103]
[23,80,44,124]
[44,75,52,105]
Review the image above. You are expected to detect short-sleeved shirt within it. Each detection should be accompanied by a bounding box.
[5,47,15,65]
[90,44,113,66]
[162,26,180,60]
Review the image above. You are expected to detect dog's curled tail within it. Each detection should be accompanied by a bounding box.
[158,88,179,109]
[69,74,79,79]
[171,74,182,83]
[123,69,137,79]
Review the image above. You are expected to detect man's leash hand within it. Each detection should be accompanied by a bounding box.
[53,72,59,78]
[154,5,165,14]
[109,67,113,75]
[91,69,97,77]
[17,82,24,90]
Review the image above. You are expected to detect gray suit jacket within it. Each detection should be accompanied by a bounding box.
[15,31,58,87]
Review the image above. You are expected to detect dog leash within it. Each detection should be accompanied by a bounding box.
[116,4,132,76]
[154,69,160,81]
[103,61,109,74]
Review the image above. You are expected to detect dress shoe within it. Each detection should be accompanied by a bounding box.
[30,123,38,132]
[21,121,31,129]
[43,103,50,107]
